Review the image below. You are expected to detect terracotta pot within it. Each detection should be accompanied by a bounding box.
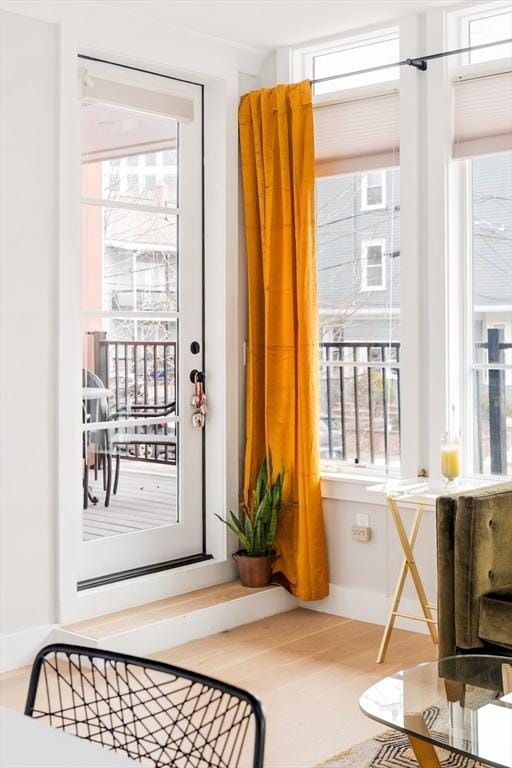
[233,550,276,588]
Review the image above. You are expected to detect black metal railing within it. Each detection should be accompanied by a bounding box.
[474,327,512,475]
[321,331,511,474]
[88,331,177,464]
[320,341,401,467]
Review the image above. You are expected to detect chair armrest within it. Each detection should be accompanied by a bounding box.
[454,483,512,650]
[111,401,176,419]
[437,495,458,658]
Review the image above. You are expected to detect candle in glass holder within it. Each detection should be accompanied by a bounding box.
[441,432,461,484]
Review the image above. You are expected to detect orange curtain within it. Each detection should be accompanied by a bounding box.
[239,80,329,602]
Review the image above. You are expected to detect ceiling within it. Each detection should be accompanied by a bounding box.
[104,0,469,52]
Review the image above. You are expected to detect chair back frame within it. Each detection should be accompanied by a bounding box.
[25,643,265,768]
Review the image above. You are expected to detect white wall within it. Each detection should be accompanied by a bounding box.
[0,10,59,658]
[309,481,437,633]
[0,0,267,670]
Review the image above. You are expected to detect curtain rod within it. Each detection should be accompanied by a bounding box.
[312,38,512,84]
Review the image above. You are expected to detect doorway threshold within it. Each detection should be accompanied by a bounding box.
[77,553,213,591]
[59,582,297,657]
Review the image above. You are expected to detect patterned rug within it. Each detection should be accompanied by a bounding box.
[319,729,486,767]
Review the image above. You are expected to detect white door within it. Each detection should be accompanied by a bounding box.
[78,60,205,583]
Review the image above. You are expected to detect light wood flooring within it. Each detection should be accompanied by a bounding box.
[83,464,177,540]
[0,608,436,767]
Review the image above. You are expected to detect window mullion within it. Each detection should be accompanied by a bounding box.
[398,13,426,479]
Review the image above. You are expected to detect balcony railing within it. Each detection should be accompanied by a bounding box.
[320,341,400,467]
[321,330,511,474]
[88,331,177,464]
[474,327,512,475]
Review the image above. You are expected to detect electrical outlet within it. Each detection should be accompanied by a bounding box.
[351,525,371,542]
[356,512,370,527]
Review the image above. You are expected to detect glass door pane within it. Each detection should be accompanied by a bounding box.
[78,63,203,582]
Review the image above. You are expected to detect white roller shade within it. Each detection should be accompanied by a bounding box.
[453,71,512,158]
[81,75,194,122]
[81,103,177,164]
[80,71,191,164]
[314,90,399,177]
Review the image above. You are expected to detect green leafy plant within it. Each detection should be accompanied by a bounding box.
[216,453,284,557]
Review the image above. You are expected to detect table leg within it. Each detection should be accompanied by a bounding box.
[405,714,442,768]
[376,504,425,663]
[503,663,512,694]
[389,498,438,645]
[444,678,465,705]
[407,735,442,767]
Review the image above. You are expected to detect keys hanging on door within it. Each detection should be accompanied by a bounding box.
[190,370,206,428]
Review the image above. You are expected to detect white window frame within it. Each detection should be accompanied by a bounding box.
[458,153,512,481]
[361,170,386,210]
[294,26,399,96]
[361,239,386,291]
[288,3,511,487]
[452,0,512,66]
[293,26,403,479]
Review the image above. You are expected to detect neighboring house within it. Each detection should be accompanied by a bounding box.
[316,156,512,354]
[317,167,400,344]
[316,155,511,466]
[101,154,178,343]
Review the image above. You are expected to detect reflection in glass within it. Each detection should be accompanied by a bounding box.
[360,656,512,768]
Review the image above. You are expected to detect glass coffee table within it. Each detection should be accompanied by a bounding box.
[360,655,512,768]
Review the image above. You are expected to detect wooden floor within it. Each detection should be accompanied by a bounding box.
[0,608,436,767]
[83,463,177,540]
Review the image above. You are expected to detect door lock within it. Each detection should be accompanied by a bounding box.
[189,369,205,384]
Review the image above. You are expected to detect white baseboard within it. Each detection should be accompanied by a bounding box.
[301,583,434,635]
[0,624,55,673]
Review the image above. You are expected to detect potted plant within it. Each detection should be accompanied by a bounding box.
[216,454,284,588]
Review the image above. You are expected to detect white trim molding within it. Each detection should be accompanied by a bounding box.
[302,584,432,636]
[0,625,55,674]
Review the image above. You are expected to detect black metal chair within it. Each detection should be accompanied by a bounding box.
[25,644,265,768]
[111,401,177,495]
[82,368,115,508]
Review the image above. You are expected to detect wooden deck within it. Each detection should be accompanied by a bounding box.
[83,462,177,541]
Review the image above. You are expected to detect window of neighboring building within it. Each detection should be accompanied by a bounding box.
[362,240,386,291]
[361,171,386,210]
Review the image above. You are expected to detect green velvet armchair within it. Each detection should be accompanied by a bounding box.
[437,482,512,658]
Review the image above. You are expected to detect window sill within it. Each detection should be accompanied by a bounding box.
[320,470,395,484]
[320,469,400,505]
